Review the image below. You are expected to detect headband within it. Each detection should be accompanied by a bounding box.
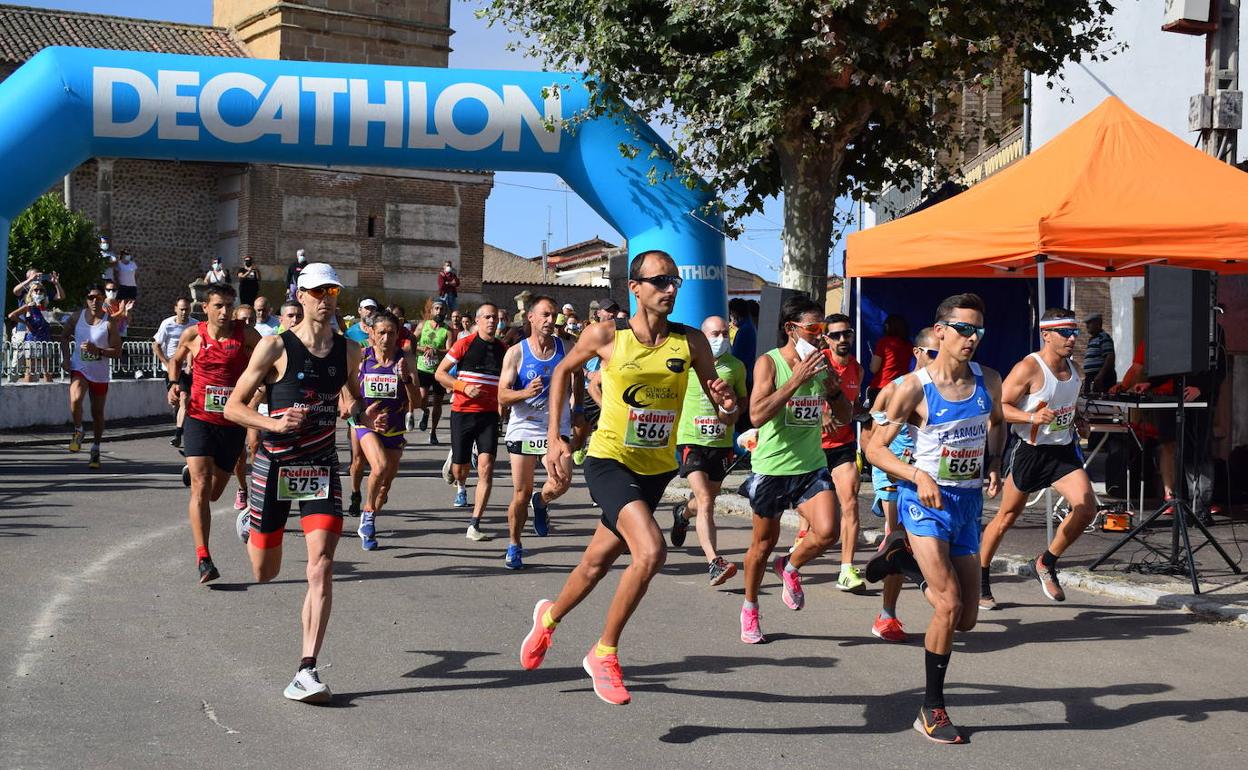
[1039,318,1078,330]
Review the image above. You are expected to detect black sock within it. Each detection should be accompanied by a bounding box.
[924,650,952,709]
[299,656,316,672]
[470,516,481,526]
[1040,549,1057,569]
[173,427,182,438]
[981,565,992,593]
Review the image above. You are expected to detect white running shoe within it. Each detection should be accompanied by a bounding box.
[283,667,331,704]
[466,523,491,542]
[236,510,251,544]
[442,449,455,485]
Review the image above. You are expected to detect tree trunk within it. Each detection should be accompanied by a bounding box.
[776,137,845,304]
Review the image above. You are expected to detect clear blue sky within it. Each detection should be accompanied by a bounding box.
[11,0,857,280]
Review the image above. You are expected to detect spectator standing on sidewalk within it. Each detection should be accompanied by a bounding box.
[7,278,62,382]
[285,248,307,301]
[114,250,139,302]
[154,296,194,447]
[236,256,261,306]
[437,260,461,310]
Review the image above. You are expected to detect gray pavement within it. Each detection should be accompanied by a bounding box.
[2,432,1247,769]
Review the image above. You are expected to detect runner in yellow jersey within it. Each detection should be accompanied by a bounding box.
[518,250,738,706]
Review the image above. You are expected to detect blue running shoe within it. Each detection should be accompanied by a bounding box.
[531,492,549,537]
[505,544,524,570]
[454,488,469,507]
[358,511,378,551]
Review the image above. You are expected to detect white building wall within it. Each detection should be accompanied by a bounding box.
[1030,1,1246,379]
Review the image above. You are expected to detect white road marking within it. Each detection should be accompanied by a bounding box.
[201,700,240,734]
[11,505,235,681]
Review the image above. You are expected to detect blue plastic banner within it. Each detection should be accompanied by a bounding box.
[0,47,726,327]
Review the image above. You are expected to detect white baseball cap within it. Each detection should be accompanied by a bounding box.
[296,262,343,290]
[359,298,379,310]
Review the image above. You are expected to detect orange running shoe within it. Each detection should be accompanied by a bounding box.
[520,599,556,670]
[870,613,907,643]
[582,646,630,705]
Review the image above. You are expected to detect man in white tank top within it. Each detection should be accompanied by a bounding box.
[980,308,1095,608]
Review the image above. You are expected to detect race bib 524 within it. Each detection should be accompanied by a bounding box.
[786,395,823,428]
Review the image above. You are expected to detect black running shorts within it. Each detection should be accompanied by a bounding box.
[824,442,857,471]
[247,448,343,548]
[740,467,833,519]
[583,456,677,540]
[182,415,246,473]
[417,369,446,397]
[1005,438,1084,494]
[677,444,734,483]
[451,411,499,464]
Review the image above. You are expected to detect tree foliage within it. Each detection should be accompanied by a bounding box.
[481,1,1118,293]
[7,193,104,305]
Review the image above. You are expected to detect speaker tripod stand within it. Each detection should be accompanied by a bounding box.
[1088,376,1240,594]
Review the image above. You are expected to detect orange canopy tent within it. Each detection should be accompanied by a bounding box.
[846,96,1248,281]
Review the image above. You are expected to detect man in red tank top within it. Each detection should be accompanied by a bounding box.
[167,284,261,584]
[819,314,867,592]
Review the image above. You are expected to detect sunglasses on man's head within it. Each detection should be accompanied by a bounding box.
[634,274,683,291]
[826,329,854,341]
[941,321,985,339]
[1045,327,1080,339]
[302,285,340,299]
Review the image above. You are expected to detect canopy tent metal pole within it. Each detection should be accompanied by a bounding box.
[1035,255,1055,544]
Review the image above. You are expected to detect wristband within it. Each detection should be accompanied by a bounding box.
[718,403,738,416]
[453,380,465,394]
[573,405,585,415]
[912,467,921,483]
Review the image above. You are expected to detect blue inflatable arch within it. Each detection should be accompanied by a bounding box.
[0,47,726,327]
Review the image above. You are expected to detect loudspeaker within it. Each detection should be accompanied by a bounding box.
[1145,265,1215,378]
[757,286,810,351]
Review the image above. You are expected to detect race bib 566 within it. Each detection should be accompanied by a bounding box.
[625,408,676,448]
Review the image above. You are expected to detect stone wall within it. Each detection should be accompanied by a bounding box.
[59,158,233,329]
[215,0,451,66]
[236,164,491,313]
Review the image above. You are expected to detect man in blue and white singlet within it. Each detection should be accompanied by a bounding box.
[498,296,581,570]
[865,293,1005,746]
[980,308,1094,607]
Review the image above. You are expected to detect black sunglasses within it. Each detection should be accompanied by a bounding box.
[634,274,683,291]
[941,321,985,339]
[1045,327,1080,339]
[826,329,854,341]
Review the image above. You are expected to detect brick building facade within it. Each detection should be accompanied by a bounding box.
[0,1,488,329]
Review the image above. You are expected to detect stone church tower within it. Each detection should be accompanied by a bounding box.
[214,0,452,66]
[211,0,489,312]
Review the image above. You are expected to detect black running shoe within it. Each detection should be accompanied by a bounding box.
[170,430,182,448]
[865,529,908,582]
[418,412,429,432]
[914,705,964,744]
[348,490,362,518]
[181,465,191,488]
[198,557,220,584]
[669,502,690,548]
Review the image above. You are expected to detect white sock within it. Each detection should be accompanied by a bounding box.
[743,600,758,610]
[784,560,799,574]
[456,482,466,492]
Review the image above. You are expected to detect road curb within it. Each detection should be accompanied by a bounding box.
[661,483,1248,626]
[0,425,176,448]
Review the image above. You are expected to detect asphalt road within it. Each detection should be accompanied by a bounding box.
[2,432,1246,769]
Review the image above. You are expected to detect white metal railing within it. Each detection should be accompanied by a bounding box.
[2,339,164,382]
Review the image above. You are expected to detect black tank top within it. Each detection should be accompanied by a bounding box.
[263,330,347,459]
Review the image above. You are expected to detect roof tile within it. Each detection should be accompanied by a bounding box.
[0,4,249,64]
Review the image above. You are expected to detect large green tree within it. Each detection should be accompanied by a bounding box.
[482,0,1116,298]
[7,193,104,307]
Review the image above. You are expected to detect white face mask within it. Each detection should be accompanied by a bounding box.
[443,265,452,273]
[105,290,117,300]
[212,263,222,271]
[297,254,306,263]
[708,335,729,358]
[32,293,46,304]
[794,336,819,361]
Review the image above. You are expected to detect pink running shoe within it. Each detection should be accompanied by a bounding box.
[520,599,556,670]
[772,555,805,610]
[740,605,766,644]
[233,488,247,510]
[871,613,907,643]
[582,646,630,705]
